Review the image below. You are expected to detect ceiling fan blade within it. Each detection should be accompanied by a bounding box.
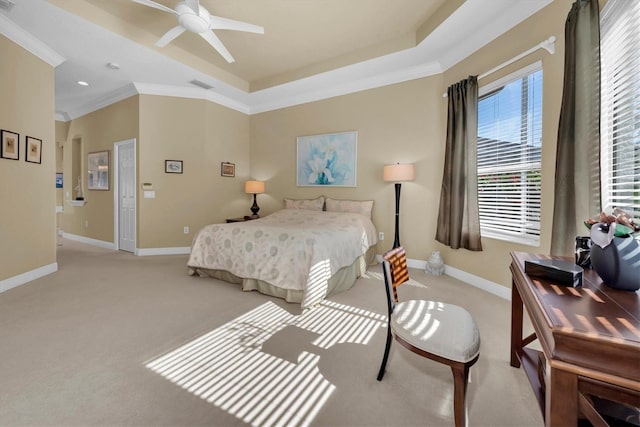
[209,16,264,34]
[200,31,235,63]
[156,25,186,47]
[131,0,176,15]
[184,0,199,14]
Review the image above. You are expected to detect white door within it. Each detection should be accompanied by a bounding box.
[116,139,136,252]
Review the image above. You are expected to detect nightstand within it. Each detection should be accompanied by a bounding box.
[225,216,256,223]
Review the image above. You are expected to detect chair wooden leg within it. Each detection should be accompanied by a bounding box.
[451,364,470,427]
[377,328,392,381]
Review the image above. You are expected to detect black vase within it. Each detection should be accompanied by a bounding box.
[590,236,640,291]
[575,236,592,268]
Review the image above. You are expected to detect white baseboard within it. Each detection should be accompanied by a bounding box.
[375,254,510,301]
[61,234,190,256]
[135,247,191,256]
[62,232,116,250]
[0,262,58,293]
[444,264,511,301]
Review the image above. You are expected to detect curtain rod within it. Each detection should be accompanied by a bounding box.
[442,36,556,97]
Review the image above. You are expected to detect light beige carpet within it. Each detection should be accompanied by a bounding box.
[0,239,542,426]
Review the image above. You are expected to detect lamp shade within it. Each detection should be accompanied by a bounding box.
[383,163,415,182]
[245,180,265,194]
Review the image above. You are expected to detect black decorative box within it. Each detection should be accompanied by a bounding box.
[524,259,584,287]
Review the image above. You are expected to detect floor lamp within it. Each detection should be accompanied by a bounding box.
[245,180,265,218]
[383,163,415,248]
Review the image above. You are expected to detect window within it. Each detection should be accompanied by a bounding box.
[601,0,640,217]
[477,62,543,246]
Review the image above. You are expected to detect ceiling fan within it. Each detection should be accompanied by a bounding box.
[131,0,264,63]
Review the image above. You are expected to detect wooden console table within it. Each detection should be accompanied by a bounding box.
[510,252,640,426]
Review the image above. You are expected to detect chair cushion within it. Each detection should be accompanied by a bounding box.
[391,300,480,363]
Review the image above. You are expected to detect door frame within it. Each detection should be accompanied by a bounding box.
[113,138,137,252]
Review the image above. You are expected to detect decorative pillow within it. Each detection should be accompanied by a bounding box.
[284,196,325,211]
[325,197,374,218]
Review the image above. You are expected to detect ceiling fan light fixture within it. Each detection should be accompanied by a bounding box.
[131,0,264,63]
[176,3,210,33]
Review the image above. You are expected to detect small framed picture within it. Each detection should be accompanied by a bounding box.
[221,162,235,177]
[1,129,19,160]
[165,160,183,174]
[25,136,42,164]
[56,172,63,188]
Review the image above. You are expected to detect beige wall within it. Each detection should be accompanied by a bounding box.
[138,95,250,248]
[250,75,445,256]
[0,35,56,281]
[60,96,139,242]
[436,0,571,287]
[58,95,251,249]
[251,0,572,288]
[3,0,575,290]
[57,94,250,250]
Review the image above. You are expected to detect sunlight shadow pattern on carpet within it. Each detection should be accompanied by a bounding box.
[145,300,386,427]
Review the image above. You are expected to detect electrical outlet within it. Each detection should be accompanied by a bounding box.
[379,232,384,241]
[183,226,189,234]
[84,220,89,228]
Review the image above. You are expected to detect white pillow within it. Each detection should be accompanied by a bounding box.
[284,196,325,211]
[325,197,374,218]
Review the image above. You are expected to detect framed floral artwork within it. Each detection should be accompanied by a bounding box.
[25,136,42,164]
[296,131,357,187]
[1,129,19,160]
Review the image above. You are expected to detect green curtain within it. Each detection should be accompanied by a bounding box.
[436,76,482,251]
[551,0,601,256]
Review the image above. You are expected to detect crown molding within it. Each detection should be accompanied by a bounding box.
[55,111,71,122]
[133,82,251,115]
[62,83,138,121]
[248,58,442,114]
[0,13,65,67]
[49,0,555,120]
[56,52,441,119]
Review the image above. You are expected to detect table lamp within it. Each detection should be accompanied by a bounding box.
[245,180,265,218]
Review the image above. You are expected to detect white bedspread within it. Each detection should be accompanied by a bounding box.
[187,209,377,308]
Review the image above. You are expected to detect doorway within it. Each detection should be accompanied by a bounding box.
[114,139,136,252]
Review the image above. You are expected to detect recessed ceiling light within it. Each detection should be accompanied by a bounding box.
[107,62,120,70]
[77,80,89,86]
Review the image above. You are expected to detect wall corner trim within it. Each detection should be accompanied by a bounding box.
[0,262,58,293]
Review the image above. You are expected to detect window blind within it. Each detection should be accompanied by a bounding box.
[601,0,640,217]
[477,66,543,245]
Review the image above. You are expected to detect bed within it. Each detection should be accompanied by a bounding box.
[187,207,377,308]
